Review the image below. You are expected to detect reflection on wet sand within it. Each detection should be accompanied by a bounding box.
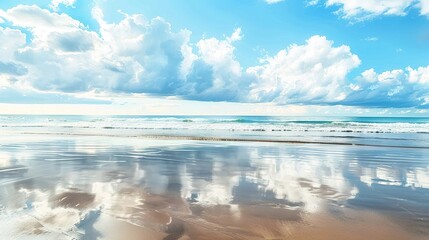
[0,134,428,239]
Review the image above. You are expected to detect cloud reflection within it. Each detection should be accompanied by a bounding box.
[0,136,428,239]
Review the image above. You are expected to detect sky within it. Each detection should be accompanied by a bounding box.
[0,0,429,116]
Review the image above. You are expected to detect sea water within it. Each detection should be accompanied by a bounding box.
[1,115,429,147]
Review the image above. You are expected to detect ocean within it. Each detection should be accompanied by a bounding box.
[0,115,429,239]
[2,115,429,147]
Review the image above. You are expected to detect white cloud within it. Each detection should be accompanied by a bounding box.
[313,0,429,21]
[141,27,247,102]
[1,4,429,109]
[360,68,378,83]
[408,65,429,84]
[345,66,429,107]
[0,26,26,58]
[307,0,320,6]
[326,0,414,20]
[0,26,27,85]
[0,6,102,91]
[265,0,285,4]
[91,9,246,101]
[0,5,247,101]
[420,0,429,15]
[0,5,82,32]
[247,35,361,104]
[364,37,378,41]
[377,69,405,84]
[92,11,190,94]
[197,34,240,72]
[226,27,242,42]
[50,0,76,11]
[0,5,89,54]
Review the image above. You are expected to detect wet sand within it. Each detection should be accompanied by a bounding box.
[0,134,428,239]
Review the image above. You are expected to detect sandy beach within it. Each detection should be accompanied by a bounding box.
[1,133,428,239]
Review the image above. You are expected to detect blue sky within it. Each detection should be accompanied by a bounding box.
[0,0,429,115]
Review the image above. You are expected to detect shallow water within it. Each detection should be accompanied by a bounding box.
[0,134,429,239]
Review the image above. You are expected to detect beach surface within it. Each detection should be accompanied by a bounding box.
[1,130,429,240]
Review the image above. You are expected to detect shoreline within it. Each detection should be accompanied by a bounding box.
[12,131,429,149]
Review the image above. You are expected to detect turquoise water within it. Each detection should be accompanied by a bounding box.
[1,115,429,148]
[1,115,429,130]
[2,115,429,124]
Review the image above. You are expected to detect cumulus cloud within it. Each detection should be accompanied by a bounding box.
[310,0,429,21]
[408,65,429,84]
[0,26,28,85]
[91,8,246,101]
[93,9,189,94]
[188,28,246,101]
[0,26,26,58]
[247,35,361,104]
[344,67,429,107]
[0,5,247,100]
[0,5,82,32]
[0,6,100,92]
[1,4,429,108]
